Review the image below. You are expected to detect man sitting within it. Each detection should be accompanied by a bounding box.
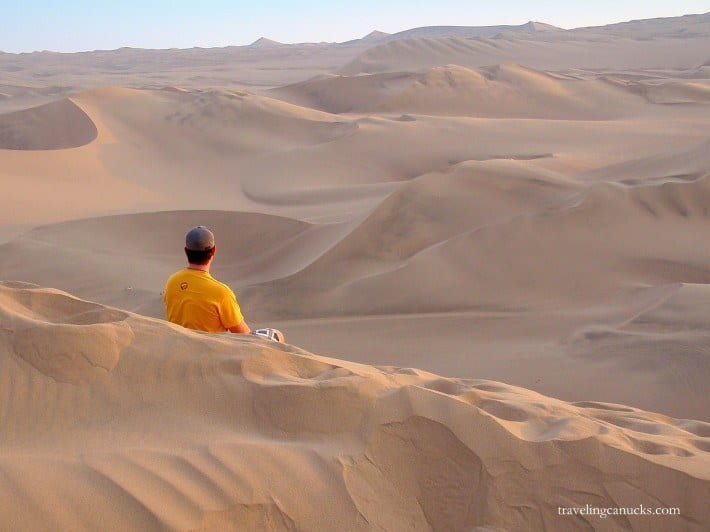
[164,225,285,341]
[163,225,252,334]
[163,225,251,334]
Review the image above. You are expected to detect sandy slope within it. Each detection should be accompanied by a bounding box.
[0,210,346,316]
[0,98,97,150]
[272,63,650,118]
[315,172,710,314]
[2,14,707,115]
[0,87,365,239]
[5,78,703,240]
[0,42,370,113]
[0,282,707,531]
[341,34,710,75]
[382,21,562,42]
[340,13,710,76]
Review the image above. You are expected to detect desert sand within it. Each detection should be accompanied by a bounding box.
[1,12,709,531]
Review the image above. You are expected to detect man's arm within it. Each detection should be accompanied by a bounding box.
[228,320,251,334]
[221,288,250,334]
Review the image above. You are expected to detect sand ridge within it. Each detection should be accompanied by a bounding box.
[272,63,650,119]
[0,282,707,530]
[0,98,97,150]
[341,13,710,75]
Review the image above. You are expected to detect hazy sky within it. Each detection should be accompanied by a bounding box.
[2,0,709,53]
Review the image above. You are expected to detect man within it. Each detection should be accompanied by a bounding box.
[164,226,252,334]
[164,226,285,341]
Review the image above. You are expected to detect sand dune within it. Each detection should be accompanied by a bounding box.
[381,21,563,42]
[0,95,160,236]
[236,165,710,419]
[582,139,710,185]
[356,30,390,43]
[0,87,363,238]
[1,13,707,113]
[344,175,709,312]
[273,63,649,118]
[0,98,97,149]
[0,282,707,531]
[6,86,352,154]
[71,87,352,155]
[631,80,710,104]
[246,163,710,317]
[270,71,419,114]
[342,29,710,75]
[0,84,81,114]
[0,42,369,103]
[246,160,579,299]
[569,11,710,39]
[249,37,285,48]
[236,106,708,209]
[0,210,345,316]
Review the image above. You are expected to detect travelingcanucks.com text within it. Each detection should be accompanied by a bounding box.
[558,504,680,519]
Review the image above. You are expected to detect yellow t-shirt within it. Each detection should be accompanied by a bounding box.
[164,269,244,332]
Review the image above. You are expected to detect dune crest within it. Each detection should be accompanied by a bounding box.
[70,87,354,153]
[273,63,647,118]
[0,282,707,530]
[0,98,97,150]
[252,170,710,317]
[0,282,132,384]
[342,28,710,74]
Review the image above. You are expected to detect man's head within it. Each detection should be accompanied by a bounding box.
[185,226,216,265]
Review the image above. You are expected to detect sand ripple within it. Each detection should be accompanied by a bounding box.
[0,284,707,530]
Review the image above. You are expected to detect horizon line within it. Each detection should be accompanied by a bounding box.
[1,11,707,55]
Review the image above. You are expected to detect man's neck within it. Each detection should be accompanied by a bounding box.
[187,263,210,273]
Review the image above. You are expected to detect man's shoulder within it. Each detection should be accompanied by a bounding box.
[189,271,234,297]
[166,268,189,284]
[166,269,183,283]
[209,276,235,297]
[165,269,234,298]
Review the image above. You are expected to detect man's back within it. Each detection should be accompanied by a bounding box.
[164,268,244,333]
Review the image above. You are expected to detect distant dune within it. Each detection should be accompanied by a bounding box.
[381,21,563,42]
[569,11,710,39]
[0,210,326,316]
[239,161,710,419]
[358,30,390,42]
[0,87,362,233]
[272,63,649,118]
[248,160,579,296]
[0,98,97,149]
[631,80,710,104]
[341,14,710,74]
[248,37,285,48]
[246,158,710,316]
[0,282,707,530]
[69,87,352,155]
[329,173,710,312]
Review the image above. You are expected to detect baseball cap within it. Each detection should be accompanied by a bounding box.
[185,226,215,251]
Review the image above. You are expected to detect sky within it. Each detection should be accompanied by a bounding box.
[2,0,709,53]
